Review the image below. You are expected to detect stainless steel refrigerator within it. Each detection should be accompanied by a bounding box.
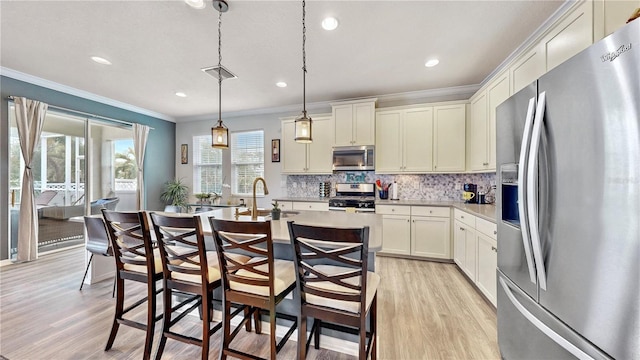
[496,20,639,360]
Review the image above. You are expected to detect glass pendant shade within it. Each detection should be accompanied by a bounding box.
[294,112,312,143]
[211,120,229,148]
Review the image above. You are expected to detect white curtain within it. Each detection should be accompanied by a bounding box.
[14,97,48,262]
[133,124,150,210]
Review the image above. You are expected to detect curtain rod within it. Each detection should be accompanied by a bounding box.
[6,95,155,130]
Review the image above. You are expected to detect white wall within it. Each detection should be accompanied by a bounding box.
[176,108,325,209]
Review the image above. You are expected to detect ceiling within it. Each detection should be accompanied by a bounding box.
[0,0,564,122]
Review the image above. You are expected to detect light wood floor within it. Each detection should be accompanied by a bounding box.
[0,249,499,359]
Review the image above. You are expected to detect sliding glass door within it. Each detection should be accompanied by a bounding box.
[7,105,135,259]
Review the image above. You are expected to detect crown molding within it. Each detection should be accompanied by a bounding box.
[177,84,480,123]
[1,67,174,122]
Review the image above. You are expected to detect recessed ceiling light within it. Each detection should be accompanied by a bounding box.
[91,56,112,65]
[184,0,206,9]
[425,59,440,67]
[175,92,187,98]
[321,17,339,31]
[276,82,287,88]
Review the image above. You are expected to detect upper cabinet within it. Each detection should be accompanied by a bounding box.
[281,115,334,174]
[486,72,510,170]
[375,107,433,173]
[468,91,489,171]
[433,104,466,172]
[332,98,377,146]
[594,0,640,39]
[542,0,594,72]
[510,43,545,94]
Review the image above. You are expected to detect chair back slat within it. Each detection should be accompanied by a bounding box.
[149,213,208,287]
[288,221,370,314]
[209,219,276,298]
[102,210,156,279]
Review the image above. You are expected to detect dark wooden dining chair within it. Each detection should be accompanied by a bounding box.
[79,215,113,292]
[287,221,379,360]
[209,219,297,360]
[149,212,251,360]
[101,210,162,360]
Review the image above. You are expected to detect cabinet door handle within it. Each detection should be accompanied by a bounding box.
[461,215,464,219]
[493,230,497,235]
[429,210,433,214]
[491,246,497,252]
[460,227,465,231]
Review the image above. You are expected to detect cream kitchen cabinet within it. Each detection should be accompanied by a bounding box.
[375,107,433,173]
[433,104,466,172]
[378,205,451,260]
[453,209,476,280]
[542,0,594,72]
[510,43,545,94]
[468,91,489,171]
[332,99,376,146]
[487,72,510,170]
[276,201,293,211]
[465,71,508,172]
[594,0,640,39]
[411,206,451,259]
[292,201,329,212]
[476,217,498,306]
[377,205,412,255]
[281,115,333,174]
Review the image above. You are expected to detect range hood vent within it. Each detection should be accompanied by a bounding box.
[202,65,237,80]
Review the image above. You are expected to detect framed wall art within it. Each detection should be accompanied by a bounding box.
[181,144,188,164]
[271,139,280,162]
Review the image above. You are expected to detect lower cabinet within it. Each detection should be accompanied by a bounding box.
[276,201,293,211]
[381,214,411,256]
[453,209,498,307]
[378,205,451,259]
[292,201,329,212]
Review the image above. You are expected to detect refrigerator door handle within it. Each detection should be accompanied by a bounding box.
[499,277,594,360]
[517,96,538,284]
[527,91,548,290]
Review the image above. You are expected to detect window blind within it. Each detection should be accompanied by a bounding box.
[231,130,264,195]
[193,135,222,194]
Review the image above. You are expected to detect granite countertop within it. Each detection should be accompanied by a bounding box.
[273,197,329,203]
[272,197,497,223]
[376,199,497,223]
[194,207,382,252]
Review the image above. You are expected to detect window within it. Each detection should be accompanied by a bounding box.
[231,130,264,195]
[193,135,223,194]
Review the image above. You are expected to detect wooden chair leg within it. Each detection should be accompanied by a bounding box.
[314,319,321,349]
[105,277,124,351]
[154,285,172,360]
[201,292,211,360]
[79,254,93,290]
[142,282,156,360]
[371,295,377,360]
[254,308,262,334]
[270,307,277,360]
[244,306,252,332]
[220,300,232,360]
[359,314,367,360]
[297,314,307,360]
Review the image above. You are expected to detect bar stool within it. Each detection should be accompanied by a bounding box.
[287,222,379,360]
[149,213,251,360]
[79,215,112,292]
[101,210,162,360]
[209,219,297,360]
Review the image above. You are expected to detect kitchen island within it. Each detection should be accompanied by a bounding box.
[193,207,382,251]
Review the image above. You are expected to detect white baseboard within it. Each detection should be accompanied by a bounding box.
[0,259,14,267]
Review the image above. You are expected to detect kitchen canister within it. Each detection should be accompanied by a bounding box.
[319,182,331,197]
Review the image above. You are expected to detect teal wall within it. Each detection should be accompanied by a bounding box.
[0,76,175,260]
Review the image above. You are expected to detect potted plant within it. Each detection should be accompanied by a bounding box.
[194,192,211,205]
[160,178,189,213]
[271,201,281,220]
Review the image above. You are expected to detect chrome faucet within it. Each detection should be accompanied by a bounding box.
[251,177,269,220]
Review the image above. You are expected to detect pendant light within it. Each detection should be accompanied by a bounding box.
[295,0,312,143]
[211,0,229,149]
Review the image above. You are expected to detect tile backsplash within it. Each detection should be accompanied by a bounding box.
[285,172,496,201]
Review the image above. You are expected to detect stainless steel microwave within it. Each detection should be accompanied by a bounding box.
[332,145,375,171]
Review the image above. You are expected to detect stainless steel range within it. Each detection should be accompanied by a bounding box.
[328,183,376,212]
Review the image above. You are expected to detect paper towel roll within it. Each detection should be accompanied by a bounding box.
[391,181,398,200]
